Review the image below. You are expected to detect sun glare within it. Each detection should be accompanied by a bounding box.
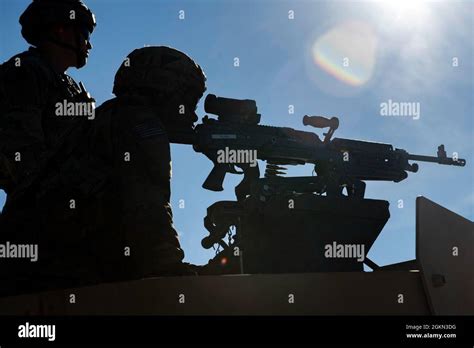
[376,0,433,28]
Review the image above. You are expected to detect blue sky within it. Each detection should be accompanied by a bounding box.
[1,0,472,267]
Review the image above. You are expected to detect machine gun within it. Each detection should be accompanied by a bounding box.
[169,94,467,275]
[170,94,465,200]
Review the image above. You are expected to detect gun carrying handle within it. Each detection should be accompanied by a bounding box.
[303,115,339,129]
[303,116,339,143]
[202,164,227,191]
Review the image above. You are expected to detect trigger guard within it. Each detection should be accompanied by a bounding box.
[229,164,244,175]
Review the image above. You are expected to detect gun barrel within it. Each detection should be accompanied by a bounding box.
[407,154,466,166]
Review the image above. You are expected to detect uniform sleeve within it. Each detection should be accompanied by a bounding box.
[88,103,185,275]
[0,62,50,191]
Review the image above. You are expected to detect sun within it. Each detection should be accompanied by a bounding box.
[376,0,433,29]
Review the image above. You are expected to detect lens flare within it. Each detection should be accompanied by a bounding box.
[312,21,377,87]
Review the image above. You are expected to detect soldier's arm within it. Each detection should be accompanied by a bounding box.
[118,109,186,271]
[0,62,50,191]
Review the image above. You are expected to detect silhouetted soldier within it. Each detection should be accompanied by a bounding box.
[0,0,96,295]
[83,46,206,282]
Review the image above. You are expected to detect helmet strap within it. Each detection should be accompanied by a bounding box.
[45,27,86,68]
[73,29,87,68]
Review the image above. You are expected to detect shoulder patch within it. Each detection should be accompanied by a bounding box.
[133,118,167,139]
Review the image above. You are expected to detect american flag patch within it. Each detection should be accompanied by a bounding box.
[133,119,167,139]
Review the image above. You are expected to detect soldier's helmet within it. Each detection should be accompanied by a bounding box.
[20,0,96,46]
[113,46,207,109]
